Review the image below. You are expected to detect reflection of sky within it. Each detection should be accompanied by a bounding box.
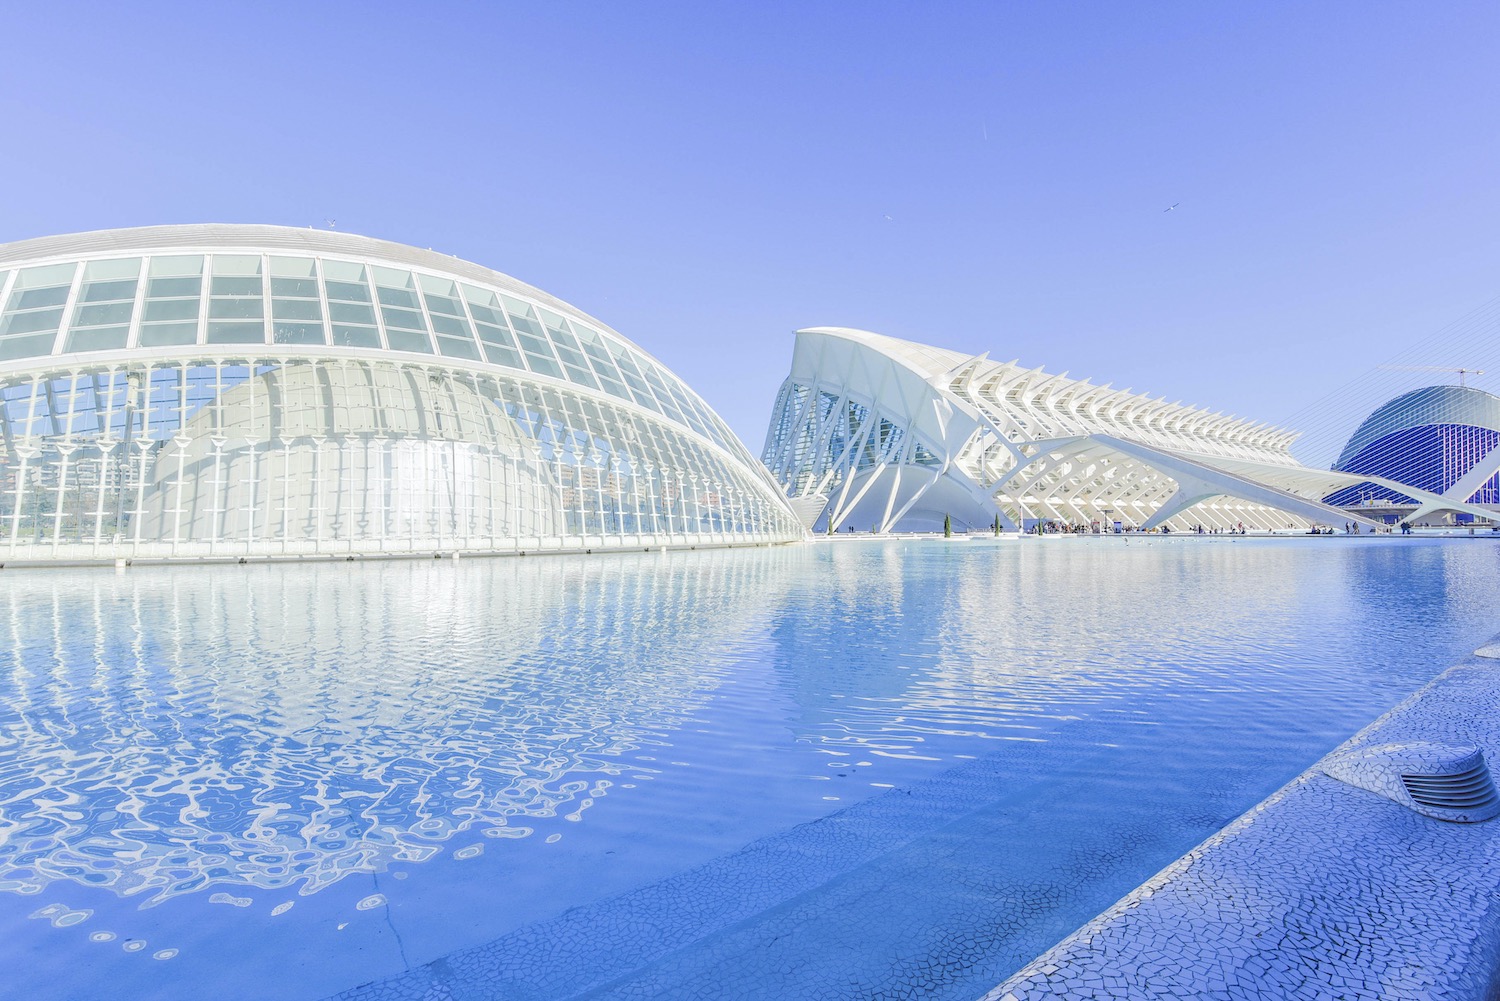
[2,538,1500,1000]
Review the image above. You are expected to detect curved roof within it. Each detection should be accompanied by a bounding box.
[0,224,745,460]
[1335,384,1500,469]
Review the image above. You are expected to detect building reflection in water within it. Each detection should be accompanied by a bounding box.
[0,551,795,906]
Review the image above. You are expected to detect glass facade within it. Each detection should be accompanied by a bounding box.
[0,227,803,560]
[1326,386,1500,508]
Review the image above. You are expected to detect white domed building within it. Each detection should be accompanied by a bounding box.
[0,225,803,561]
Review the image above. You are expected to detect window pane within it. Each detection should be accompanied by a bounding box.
[331,324,381,348]
[481,343,525,369]
[148,276,201,297]
[376,287,419,308]
[329,302,376,324]
[211,254,261,276]
[381,306,425,330]
[0,334,55,359]
[524,351,563,379]
[272,299,322,321]
[209,298,263,319]
[83,258,141,282]
[11,286,70,310]
[81,279,138,303]
[139,322,199,346]
[206,321,265,343]
[322,260,365,282]
[436,336,481,360]
[270,277,319,298]
[385,328,433,353]
[65,326,129,352]
[269,256,316,278]
[0,308,64,335]
[324,280,371,302]
[273,322,327,345]
[423,293,464,316]
[74,302,133,326]
[211,276,262,296]
[143,299,200,322]
[429,313,472,338]
[148,255,203,278]
[14,262,76,289]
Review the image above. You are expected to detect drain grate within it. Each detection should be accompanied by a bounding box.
[1322,742,1500,823]
[1402,760,1500,813]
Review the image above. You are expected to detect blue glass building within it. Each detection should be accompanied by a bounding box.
[1325,385,1500,519]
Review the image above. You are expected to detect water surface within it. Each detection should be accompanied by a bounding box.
[1,536,1497,999]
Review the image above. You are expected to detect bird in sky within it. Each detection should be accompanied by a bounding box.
[1163,203,1180,213]
[883,214,894,221]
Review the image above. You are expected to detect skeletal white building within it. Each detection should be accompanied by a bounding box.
[0,225,804,562]
[761,327,1493,533]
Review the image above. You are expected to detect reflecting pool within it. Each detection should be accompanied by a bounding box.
[2,536,1498,999]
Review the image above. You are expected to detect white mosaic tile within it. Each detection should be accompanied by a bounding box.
[978,641,1500,1001]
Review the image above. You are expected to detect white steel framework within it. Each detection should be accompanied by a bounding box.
[762,328,1488,533]
[0,225,803,561]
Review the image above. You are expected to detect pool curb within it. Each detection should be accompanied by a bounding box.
[978,636,1500,1001]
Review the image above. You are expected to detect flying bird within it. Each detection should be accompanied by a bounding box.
[1163,203,1180,213]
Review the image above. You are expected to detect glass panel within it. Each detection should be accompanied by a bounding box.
[83,258,140,281]
[417,273,458,296]
[143,299,200,322]
[435,336,481,361]
[0,334,55,359]
[377,286,420,308]
[212,276,262,296]
[209,299,263,320]
[322,259,364,281]
[12,262,76,290]
[331,325,380,348]
[65,326,128,352]
[11,286,70,310]
[148,276,201,297]
[149,255,203,277]
[329,302,376,325]
[270,277,319,298]
[324,280,371,303]
[273,322,326,345]
[73,302,133,326]
[211,255,262,276]
[81,279,138,303]
[381,307,425,330]
[385,328,433,353]
[270,256,316,278]
[479,340,525,370]
[205,321,265,344]
[423,293,464,316]
[272,299,322,321]
[0,308,65,336]
[429,313,471,338]
[371,265,414,288]
[524,351,564,380]
[138,322,198,347]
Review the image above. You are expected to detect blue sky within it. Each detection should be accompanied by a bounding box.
[2,2,1497,456]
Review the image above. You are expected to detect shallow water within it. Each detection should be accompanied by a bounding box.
[1,536,1497,999]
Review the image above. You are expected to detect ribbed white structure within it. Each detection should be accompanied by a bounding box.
[762,328,1484,533]
[0,225,803,561]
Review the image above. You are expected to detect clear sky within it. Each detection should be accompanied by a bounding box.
[2,2,1497,458]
